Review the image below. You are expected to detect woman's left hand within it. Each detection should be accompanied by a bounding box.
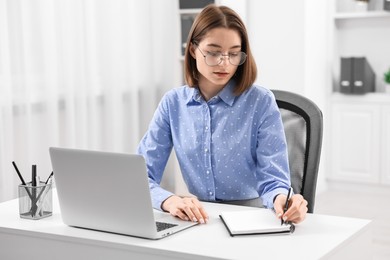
[274,194,308,224]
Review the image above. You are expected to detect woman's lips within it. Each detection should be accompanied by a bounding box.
[214,72,229,78]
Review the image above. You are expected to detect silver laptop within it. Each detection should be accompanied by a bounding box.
[49,147,198,239]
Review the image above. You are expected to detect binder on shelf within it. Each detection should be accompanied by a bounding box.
[339,57,376,94]
[340,58,353,93]
[385,0,390,11]
[353,57,375,94]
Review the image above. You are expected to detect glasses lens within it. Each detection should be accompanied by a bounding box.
[205,52,247,66]
[205,53,221,66]
[230,52,247,66]
[199,46,247,66]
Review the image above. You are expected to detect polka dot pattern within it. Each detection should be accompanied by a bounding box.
[137,81,291,210]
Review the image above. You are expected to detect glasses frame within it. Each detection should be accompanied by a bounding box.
[196,46,247,67]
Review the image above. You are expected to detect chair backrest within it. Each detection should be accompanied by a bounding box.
[271,90,323,213]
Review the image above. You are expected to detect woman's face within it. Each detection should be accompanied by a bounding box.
[192,27,242,90]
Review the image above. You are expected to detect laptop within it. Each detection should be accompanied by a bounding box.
[49,147,198,239]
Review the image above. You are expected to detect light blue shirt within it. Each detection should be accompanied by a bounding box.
[137,80,291,210]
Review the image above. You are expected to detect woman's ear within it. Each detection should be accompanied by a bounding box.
[189,42,196,59]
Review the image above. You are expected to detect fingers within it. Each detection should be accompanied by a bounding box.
[282,194,308,224]
[273,194,287,220]
[180,198,209,224]
[162,196,209,224]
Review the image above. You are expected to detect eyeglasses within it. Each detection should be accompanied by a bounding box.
[196,46,247,66]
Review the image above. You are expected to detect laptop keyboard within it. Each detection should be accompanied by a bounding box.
[156,221,178,232]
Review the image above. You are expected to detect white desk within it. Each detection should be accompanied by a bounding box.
[0,192,372,260]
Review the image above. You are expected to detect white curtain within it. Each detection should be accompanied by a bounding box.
[0,0,181,202]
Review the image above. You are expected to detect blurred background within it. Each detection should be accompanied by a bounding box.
[0,0,331,202]
[1,0,389,257]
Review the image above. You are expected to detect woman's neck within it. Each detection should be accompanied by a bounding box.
[198,79,225,101]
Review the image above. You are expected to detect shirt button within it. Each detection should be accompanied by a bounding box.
[206,170,210,174]
[205,126,209,130]
[209,192,213,196]
[204,148,208,152]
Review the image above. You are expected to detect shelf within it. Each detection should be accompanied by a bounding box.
[334,11,390,20]
[331,92,390,104]
[179,8,203,15]
[331,0,390,94]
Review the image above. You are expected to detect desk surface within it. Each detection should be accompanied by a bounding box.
[0,191,372,260]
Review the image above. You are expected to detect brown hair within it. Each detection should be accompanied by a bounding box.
[184,4,257,95]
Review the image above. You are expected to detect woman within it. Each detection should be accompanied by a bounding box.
[137,4,307,225]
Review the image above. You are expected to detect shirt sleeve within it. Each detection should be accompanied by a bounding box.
[255,90,291,209]
[137,94,175,211]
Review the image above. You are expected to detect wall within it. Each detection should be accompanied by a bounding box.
[247,1,305,93]
[246,0,330,193]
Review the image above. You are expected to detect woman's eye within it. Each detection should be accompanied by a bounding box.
[229,53,239,57]
[207,51,221,57]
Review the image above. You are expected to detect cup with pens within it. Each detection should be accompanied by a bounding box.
[13,162,54,220]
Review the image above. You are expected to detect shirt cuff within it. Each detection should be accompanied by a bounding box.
[150,186,175,211]
[262,188,290,209]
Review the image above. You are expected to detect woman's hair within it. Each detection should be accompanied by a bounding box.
[184,4,257,95]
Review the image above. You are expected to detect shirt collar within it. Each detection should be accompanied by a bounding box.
[186,87,201,105]
[218,80,236,106]
[186,80,236,106]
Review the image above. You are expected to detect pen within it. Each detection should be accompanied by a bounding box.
[45,171,54,184]
[32,165,37,187]
[31,165,37,216]
[281,187,293,226]
[12,161,34,214]
[36,172,53,201]
[12,161,27,185]
[35,174,54,215]
[34,171,54,216]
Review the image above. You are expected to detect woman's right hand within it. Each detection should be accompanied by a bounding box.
[161,195,209,224]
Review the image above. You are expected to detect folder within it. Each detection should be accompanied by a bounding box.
[352,57,375,94]
[340,58,353,93]
[339,57,376,94]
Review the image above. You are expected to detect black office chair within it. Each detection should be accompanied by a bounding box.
[271,90,323,213]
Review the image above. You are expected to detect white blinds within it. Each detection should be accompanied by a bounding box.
[0,0,180,202]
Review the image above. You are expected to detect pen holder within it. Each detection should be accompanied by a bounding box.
[18,182,53,220]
